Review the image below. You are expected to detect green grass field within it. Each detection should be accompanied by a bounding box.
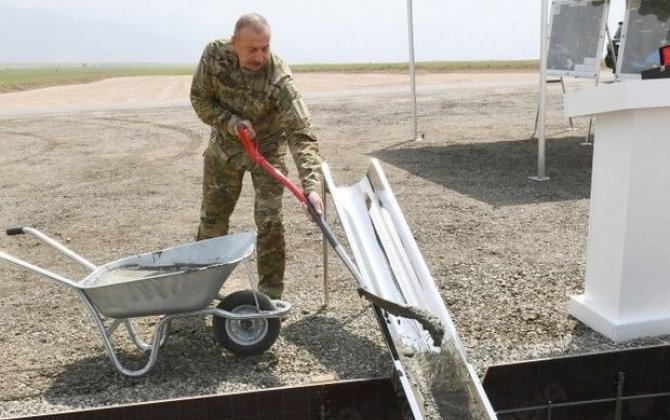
[0,61,540,93]
[0,64,194,93]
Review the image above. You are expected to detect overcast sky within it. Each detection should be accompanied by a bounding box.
[0,0,626,65]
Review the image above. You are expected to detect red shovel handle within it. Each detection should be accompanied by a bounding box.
[236,126,332,246]
[236,127,307,204]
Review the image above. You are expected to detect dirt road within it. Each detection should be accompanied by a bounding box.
[0,72,539,116]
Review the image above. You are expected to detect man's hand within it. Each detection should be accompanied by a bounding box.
[229,116,256,139]
[304,192,324,219]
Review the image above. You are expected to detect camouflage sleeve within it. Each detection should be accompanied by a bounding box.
[276,71,323,195]
[190,44,241,134]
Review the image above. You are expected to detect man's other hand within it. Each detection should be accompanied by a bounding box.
[305,192,324,219]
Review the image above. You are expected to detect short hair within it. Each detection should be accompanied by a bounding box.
[234,13,271,36]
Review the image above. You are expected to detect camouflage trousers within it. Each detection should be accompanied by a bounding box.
[197,140,287,299]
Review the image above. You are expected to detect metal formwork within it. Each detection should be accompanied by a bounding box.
[323,158,497,419]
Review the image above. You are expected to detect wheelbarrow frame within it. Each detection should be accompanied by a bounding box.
[0,227,291,377]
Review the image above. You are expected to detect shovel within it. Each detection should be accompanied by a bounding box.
[236,127,444,344]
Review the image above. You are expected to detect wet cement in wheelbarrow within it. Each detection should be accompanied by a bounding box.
[91,264,211,287]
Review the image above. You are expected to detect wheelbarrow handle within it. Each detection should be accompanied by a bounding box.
[0,226,98,289]
[0,249,80,289]
[3,226,98,272]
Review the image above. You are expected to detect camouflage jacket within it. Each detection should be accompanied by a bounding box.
[190,38,322,194]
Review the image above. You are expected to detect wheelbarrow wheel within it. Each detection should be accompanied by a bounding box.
[213,290,280,356]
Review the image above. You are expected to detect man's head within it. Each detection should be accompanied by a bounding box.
[232,13,271,72]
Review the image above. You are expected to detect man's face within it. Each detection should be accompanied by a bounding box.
[232,26,271,72]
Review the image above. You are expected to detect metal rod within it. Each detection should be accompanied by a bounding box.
[406,0,419,141]
[532,0,550,181]
[242,257,262,309]
[614,372,625,420]
[581,52,603,146]
[242,257,257,291]
[606,23,618,76]
[496,387,670,416]
[579,2,611,146]
[583,60,603,145]
[560,77,574,128]
[0,250,79,288]
[322,180,329,307]
[22,227,98,271]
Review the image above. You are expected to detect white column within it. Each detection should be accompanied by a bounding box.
[564,79,670,341]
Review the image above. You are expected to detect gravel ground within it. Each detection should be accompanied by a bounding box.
[1,72,668,418]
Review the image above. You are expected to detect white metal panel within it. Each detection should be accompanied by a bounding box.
[322,159,497,419]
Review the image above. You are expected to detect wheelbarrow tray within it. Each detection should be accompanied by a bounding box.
[79,232,256,318]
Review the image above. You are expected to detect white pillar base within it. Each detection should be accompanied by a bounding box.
[570,294,670,342]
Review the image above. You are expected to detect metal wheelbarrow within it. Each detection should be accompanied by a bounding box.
[0,227,291,377]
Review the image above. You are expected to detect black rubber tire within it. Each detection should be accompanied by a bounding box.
[212,290,280,356]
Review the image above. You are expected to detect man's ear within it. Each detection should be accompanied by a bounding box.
[231,36,239,55]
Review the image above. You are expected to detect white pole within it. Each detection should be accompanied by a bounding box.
[322,181,329,307]
[407,0,420,141]
[532,0,550,181]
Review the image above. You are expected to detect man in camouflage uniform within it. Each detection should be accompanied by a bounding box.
[190,13,323,300]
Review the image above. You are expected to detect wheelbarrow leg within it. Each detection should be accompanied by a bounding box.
[122,319,171,351]
[78,290,171,377]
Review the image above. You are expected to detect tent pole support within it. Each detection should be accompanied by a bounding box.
[531,0,550,181]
